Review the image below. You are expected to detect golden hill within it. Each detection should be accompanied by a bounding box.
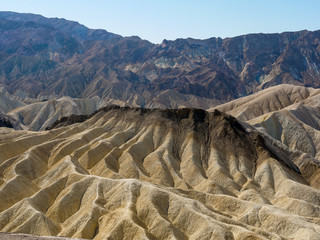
[1,106,320,239]
[213,84,320,159]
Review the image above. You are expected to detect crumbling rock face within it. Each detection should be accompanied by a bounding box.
[1,106,320,239]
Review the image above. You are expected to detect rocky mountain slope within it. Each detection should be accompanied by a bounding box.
[1,106,320,239]
[1,11,320,107]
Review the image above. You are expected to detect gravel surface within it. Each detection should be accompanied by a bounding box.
[0,233,85,240]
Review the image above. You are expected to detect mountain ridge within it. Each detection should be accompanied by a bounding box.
[1,11,320,108]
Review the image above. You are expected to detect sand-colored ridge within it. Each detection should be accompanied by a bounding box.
[7,96,105,131]
[213,84,320,162]
[1,106,320,239]
[211,84,320,121]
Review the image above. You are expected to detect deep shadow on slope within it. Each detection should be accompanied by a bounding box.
[0,112,22,130]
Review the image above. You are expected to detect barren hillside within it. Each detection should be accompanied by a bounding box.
[1,106,320,239]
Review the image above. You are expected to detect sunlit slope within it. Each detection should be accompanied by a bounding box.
[6,96,104,131]
[1,107,320,239]
[212,84,319,121]
[213,84,320,160]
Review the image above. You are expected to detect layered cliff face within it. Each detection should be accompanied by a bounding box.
[1,106,320,239]
[1,11,320,107]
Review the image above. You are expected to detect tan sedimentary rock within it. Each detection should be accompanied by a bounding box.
[7,96,104,131]
[1,106,320,239]
[213,84,320,160]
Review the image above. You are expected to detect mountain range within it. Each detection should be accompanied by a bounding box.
[1,11,320,108]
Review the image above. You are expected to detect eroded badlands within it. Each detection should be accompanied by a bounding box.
[1,106,320,239]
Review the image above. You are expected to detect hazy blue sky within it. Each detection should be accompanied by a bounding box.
[1,0,320,43]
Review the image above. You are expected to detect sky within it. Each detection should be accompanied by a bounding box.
[1,0,320,43]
